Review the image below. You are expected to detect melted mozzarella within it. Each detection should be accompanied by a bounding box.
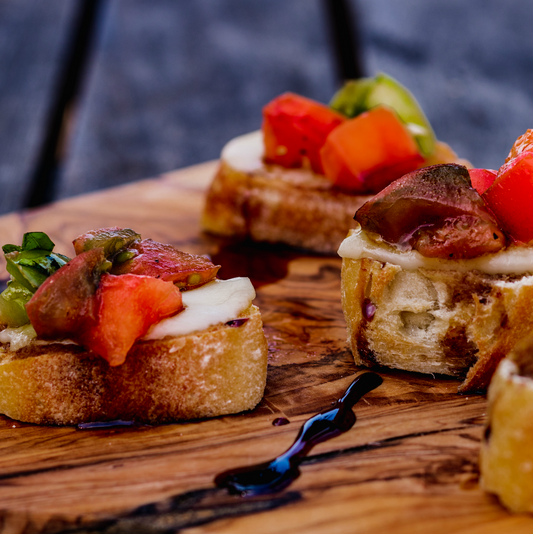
[0,324,37,352]
[143,277,256,339]
[221,130,264,172]
[338,226,533,275]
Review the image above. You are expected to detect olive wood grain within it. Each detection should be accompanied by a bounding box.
[0,161,531,533]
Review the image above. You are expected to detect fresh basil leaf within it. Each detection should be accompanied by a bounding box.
[2,244,21,254]
[5,250,70,292]
[21,232,55,252]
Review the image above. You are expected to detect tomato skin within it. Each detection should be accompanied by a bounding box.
[111,239,220,289]
[262,93,346,174]
[356,164,506,259]
[80,274,183,367]
[26,248,105,339]
[469,168,497,195]
[320,106,423,193]
[482,151,533,243]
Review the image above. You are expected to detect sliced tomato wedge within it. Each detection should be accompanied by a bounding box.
[482,151,533,243]
[111,239,220,289]
[356,164,506,259]
[79,274,183,366]
[320,105,423,193]
[469,168,497,195]
[26,248,106,339]
[262,92,346,174]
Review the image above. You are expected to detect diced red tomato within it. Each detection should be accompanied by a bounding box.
[320,105,423,193]
[262,92,346,174]
[469,168,497,195]
[505,129,533,163]
[482,151,533,243]
[356,164,506,259]
[79,274,183,366]
[26,248,105,339]
[111,239,220,288]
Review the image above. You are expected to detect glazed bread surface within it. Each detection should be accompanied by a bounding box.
[480,336,533,512]
[0,305,268,425]
[202,131,466,254]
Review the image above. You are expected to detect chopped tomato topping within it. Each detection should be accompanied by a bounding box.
[482,151,533,243]
[111,239,220,288]
[505,129,533,163]
[469,168,497,195]
[79,274,183,366]
[26,248,106,339]
[320,105,423,193]
[262,92,346,174]
[356,164,506,259]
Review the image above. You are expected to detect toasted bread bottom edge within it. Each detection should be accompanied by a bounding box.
[0,305,268,425]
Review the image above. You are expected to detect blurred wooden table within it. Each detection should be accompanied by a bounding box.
[0,162,532,533]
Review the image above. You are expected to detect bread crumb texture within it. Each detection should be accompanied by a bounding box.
[341,257,533,392]
[0,305,267,425]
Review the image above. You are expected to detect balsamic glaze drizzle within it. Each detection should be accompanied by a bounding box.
[215,372,383,496]
[77,420,135,430]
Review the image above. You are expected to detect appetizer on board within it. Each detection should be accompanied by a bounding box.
[338,130,533,392]
[0,228,268,425]
[202,73,467,254]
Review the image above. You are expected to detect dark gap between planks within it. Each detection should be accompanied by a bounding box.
[24,0,104,209]
[323,0,365,81]
[23,0,363,210]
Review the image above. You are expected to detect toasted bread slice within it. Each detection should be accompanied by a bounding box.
[202,131,468,254]
[480,336,533,512]
[0,304,267,425]
[339,229,533,392]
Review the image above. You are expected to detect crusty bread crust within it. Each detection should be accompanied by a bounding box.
[202,160,370,254]
[341,257,533,392]
[202,140,468,254]
[0,305,268,425]
[480,339,533,512]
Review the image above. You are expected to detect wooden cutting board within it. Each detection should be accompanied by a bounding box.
[0,161,531,534]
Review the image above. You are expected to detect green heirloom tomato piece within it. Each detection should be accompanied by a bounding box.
[363,73,435,156]
[0,281,33,327]
[329,77,375,118]
[330,72,436,157]
[73,227,141,258]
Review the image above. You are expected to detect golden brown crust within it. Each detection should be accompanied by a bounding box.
[480,338,533,512]
[201,140,468,254]
[341,257,533,392]
[202,161,370,254]
[0,305,268,425]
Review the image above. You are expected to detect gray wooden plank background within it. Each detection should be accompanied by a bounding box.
[356,0,533,170]
[57,0,338,199]
[1,0,533,213]
[0,0,77,216]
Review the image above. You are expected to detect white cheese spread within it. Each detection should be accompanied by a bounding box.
[144,277,256,339]
[338,225,533,275]
[221,130,264,172]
